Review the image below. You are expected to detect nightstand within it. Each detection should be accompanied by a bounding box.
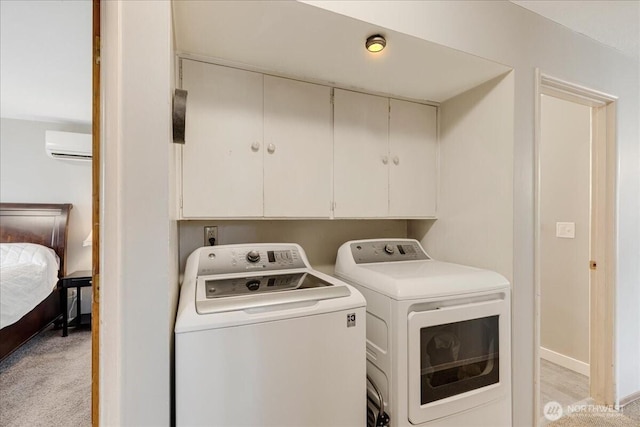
[59,270,92,337]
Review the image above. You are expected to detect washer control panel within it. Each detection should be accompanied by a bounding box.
[205,273,303,298]
[203,272,335,299]
[350,240,430,264]
[197,244,306,276]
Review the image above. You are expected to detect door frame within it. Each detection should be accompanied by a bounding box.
[91,0,100,425]
[533,70,617,423]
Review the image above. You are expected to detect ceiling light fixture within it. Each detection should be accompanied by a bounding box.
[366,34,386,53]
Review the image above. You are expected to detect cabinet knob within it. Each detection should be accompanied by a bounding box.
[393,156,400,165]
[251,142,260,152]
[267,143,276,154]
[382,156,389,165]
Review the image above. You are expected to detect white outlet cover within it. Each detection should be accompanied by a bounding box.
[556,222,576,239]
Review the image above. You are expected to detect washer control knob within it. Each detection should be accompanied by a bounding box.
[384,244,395,255]
[246,280,260,291]
[246,250,261,263]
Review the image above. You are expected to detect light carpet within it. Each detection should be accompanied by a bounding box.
[0,325,91,427]
[623,398,640,422]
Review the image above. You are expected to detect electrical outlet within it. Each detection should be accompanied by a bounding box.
[204,226,218,246]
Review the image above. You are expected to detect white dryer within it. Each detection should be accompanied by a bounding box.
[335,239,511,427]
[175,243,366,427]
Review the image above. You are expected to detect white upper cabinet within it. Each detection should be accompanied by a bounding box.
[334,89,390,218]
[181,59,263,218]
[180,60,332,218]
[389,99,437,217]
[179,59,437,219]
[263,76,332,217]
[334,90,437,218]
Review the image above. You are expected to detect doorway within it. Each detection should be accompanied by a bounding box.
[534,72,617,425]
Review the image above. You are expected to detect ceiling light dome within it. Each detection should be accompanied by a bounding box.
[366,35,386,53]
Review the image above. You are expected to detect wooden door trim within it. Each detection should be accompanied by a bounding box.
[92,0,100,425]
[589,100,617,404]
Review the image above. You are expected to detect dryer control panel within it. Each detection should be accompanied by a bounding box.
[350,240,430,264]
[196,244,307,276]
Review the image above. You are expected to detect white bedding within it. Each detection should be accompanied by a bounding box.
[0,243,60,329]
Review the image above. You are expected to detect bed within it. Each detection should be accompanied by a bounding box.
[0,203,72,361]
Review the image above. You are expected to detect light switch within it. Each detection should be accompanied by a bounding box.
[556,222,575,239]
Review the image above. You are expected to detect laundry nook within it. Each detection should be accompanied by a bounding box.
[1,0,638,425]
[91,1,640,427]
[169,2,515,424]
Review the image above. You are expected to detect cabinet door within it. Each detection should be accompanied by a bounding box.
[263,76,332,217]
[334,89,389,218]
[181,60,263,218]
[389,99,437,217]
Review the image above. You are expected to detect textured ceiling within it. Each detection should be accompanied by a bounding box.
[512,0,639,59]
[173,1,509,103]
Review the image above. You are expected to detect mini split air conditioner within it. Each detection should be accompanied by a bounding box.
[45,130,92,161]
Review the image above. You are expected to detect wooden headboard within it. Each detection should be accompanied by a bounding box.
[0,203,72,277]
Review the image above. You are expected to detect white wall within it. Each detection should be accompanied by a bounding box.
[0,0,92,124]
[540,95,591,366]
[179,220,407,275]
[101,1,177,425]
[304,0,640,423]
[0,118,92,273]
[410,72,514,283]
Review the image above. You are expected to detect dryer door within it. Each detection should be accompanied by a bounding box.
[407,292,510,424]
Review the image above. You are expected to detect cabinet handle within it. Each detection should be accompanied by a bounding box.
[393,156,400,165]
[382,155,389,165]
[267,143,276,154]
[251,142,260,152]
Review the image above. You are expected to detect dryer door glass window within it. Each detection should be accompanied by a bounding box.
[420,315,499,404]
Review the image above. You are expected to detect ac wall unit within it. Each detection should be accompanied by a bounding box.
[45,130,92,161]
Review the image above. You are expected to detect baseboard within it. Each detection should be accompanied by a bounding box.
[620,390,640,407]
[540,346,590,377]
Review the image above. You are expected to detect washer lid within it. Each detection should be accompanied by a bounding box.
[196,271,351,314]
[338,260,509,300]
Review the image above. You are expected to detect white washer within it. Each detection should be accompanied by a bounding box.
[175,243,366,427]
[335,239,511,427]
